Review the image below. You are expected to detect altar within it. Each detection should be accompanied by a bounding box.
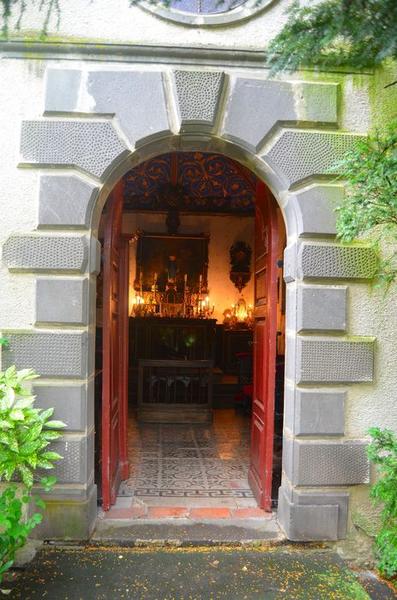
[127,194,254,423]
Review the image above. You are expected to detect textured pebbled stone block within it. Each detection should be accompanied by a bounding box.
[174,70,224,131]
[45,68,171,147]
[299,243,378,280]
[223,79,337,152]
[33,381,93,431]
[48,432,94,484]
[283,437,369,485]
[2,332,89,378]
[3,234,89,273]
[38,175,99,228]
[293,185,343,236]
[20,120,129,179]
[36,277,88,325]
[264,130,362,187]
[278,486,347,541]
[297,337,375,383]
[295,388,346,435]
[297,285,347,332]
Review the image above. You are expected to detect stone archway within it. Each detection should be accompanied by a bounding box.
[2,67,376,541]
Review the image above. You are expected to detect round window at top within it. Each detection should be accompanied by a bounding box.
[139,0,275,26]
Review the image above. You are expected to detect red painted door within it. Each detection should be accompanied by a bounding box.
[101,181,129,511]
[248,181,279,511]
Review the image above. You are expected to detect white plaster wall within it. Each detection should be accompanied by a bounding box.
[0,60,46,329]
[3,0,293,51]
[123,212,254,323]
[346,282,397,437]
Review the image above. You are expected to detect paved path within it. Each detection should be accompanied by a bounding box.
[7,546,397,599]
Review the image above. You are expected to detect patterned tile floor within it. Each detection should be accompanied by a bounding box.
[104,409,268,518]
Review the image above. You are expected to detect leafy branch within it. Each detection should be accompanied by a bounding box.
[367,428,397,578]
[267,0,397,85]
[335,121,397,285]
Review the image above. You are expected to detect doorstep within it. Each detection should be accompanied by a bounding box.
[93,509,282,546]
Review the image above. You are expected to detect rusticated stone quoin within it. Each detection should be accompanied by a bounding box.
[299,243,378,280]
[38,175,99,228]
[20,120,129,179]
[3,234,89,273]
[174,70,225,131]
[45,68,171,147]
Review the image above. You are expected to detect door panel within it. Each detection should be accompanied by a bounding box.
[249,181,279,511]
[101,181,129,511]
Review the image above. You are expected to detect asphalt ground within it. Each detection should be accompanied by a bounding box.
[6,546,397,600]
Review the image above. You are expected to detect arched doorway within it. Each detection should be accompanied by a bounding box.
[7,64,376,540]
[96,152,286,515]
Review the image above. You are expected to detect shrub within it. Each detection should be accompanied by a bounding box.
[367,427,397,578]
[0,364,65,590]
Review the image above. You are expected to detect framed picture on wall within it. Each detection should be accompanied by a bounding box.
[134,231,209,293]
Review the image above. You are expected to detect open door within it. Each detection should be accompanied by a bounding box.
[101,181,129,511]
[248,181,279,511]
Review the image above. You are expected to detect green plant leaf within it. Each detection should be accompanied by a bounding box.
[44,420,66,429]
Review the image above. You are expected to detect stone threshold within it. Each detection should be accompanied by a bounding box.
[100,506,270,520]
[92,515,283,546]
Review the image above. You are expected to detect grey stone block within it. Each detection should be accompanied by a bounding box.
[285,439,369,486]
[33,382,92,431]
[45,69,171,147]
[264,130,362,187]
[20,120,129,180]
[36,277,88,325]
[278,488,339,541]
[2,332,89,378]
[299,243,378,280]
[297,337,375,383]
[45,68,81,113]
[47,431,94,484]
[297,81,338,125]
[278,486,346,541]
[294,185,343,236]
[283,243,298,283]
[223,79,337,152]
[284,334,297,382]
[291,488,349,540]
[174,70,224,131]
[295,389,346,435]
[38,175,99,228]
[297,285,347,332]
[87,70,171,146]
[3,234,89,273]
[285,283,297,332]
[30,483,97,540]
[89,237,102,275]
[282,383,295,433]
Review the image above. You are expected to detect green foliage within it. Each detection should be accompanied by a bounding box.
[0,486,42,587]
[0,365,65,591]
[367,428,397,578]
[0,366,65,487]
[267,0,397,75]
[335,121,397,285]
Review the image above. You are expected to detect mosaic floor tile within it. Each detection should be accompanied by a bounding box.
[119,409,254,501]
